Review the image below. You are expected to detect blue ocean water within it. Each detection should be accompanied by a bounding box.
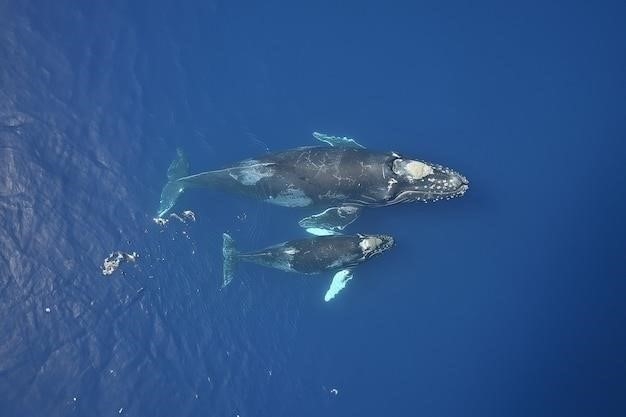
[1,0,625,416]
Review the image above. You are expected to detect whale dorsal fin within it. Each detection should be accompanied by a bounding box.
[324,269,354,302]
[313,132,365,149]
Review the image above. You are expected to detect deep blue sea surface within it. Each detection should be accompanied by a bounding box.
[1,1,625,416]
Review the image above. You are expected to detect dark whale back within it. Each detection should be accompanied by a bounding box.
[238,235,365,274]
[254,147,397,207]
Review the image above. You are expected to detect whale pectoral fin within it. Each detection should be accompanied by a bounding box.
[324,269,354,302]
[298,206,362,236]
[312,132,366,149]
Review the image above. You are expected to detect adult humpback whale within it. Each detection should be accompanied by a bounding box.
[222,232,395,301]
[157,132,469,235]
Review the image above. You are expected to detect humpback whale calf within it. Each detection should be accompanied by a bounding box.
[157,132,469,235]
[222,232,394,301]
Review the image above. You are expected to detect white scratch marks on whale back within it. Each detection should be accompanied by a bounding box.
[228,160,275,185]
[266,187,313,207]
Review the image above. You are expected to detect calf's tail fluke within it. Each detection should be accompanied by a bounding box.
[157,149,189,218]
[222,233,239,288]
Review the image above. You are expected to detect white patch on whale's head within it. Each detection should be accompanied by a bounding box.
[266,187,313,207]
[392,159,433,181]
[358,234,395,258]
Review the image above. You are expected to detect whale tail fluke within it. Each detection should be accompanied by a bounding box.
[157,149,189,218]
[222,233,239,288]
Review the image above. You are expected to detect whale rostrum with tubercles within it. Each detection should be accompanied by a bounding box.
[157,132,469,235]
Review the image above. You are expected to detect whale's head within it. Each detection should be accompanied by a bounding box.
[358,234,395,259]
[387,156,469,204]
